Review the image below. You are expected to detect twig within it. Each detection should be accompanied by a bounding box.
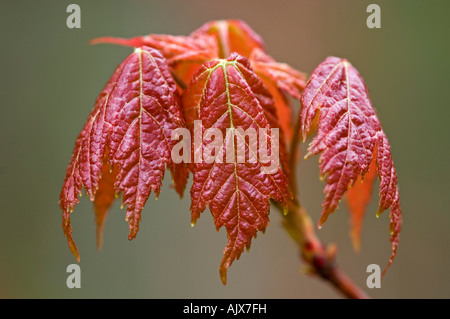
[277,108,369,299]
[278,202,369,299]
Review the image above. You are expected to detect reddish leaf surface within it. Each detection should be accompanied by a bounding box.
[60,46,185,260]
[254,78,292,184]
[376,131,402,276]
[183,53,291,284]
[60,57,125,261]
[249,48,307,141]
[190,20,266,58]
[300,56,402,273]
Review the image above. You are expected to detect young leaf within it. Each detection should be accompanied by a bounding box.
[190,20,266,58]
[183,53,291,284]
[300,56,402,274]
[109,47,186,240]
[60,46,185,259]
[60,58,125,261]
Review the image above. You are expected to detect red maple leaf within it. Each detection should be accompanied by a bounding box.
[60,46,185,259]
[300,56,402,274]
[183,53,292,283]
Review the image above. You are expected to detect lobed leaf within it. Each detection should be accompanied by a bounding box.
[60,46,185,259]
[300,56,402,274]
[183,53,291,284]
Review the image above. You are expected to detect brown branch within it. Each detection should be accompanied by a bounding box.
[277,107,369,299]
[278,202,369,299]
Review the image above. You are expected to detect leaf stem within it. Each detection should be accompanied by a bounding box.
[288,110,303,200]
[277,110,369,299]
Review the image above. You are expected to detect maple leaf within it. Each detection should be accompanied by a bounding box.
[190,19,266,58]
[249,48,307,141]
[60,46,185,260]
[300,56,402,274]
[183,53,292,284]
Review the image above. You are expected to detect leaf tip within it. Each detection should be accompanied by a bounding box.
[318,211,330,229]
[220,268,228,285]
[67,238,80,262]
[376,209,383,218]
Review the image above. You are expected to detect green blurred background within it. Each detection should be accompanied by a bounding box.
[0,0,449,298]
